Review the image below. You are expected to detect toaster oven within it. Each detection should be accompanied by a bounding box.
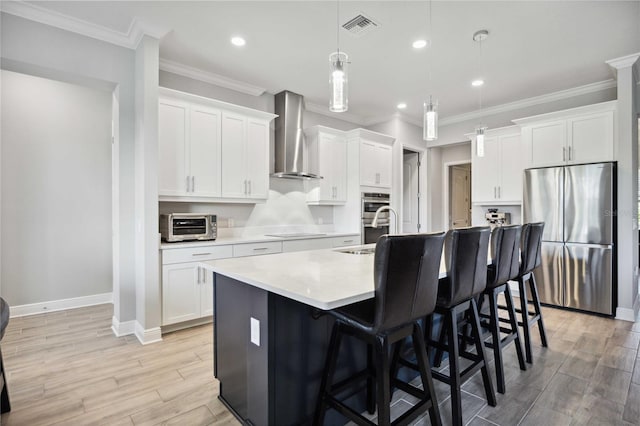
[160,213,217,242]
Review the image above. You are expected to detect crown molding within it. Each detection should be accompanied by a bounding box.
[305,101,366,125]
[159,59,266,97]
[439,79,617,127]
[362,112,423,128]
[0,0,169,49]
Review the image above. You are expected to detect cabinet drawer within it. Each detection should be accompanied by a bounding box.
[162,245,233,264]
[332,236,361,247]
[233,241,282,258]
[282,238,333,253]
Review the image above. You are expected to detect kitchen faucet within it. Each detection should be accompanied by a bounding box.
[371,205,400,235]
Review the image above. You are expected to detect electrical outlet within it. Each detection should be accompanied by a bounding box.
[250,317,260,346]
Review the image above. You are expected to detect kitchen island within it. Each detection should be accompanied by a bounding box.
[200,246,448,426]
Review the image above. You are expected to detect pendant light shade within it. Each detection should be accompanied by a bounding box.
[423,97,438,141]
[476,126,486,157]
[329,51,348,112]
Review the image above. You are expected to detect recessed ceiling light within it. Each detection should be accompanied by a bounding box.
[472,79,485,87]
[412,39,428,49]
[231,36,246,47]
[397,103,407,109]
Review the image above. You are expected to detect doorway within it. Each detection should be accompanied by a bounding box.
[448,163,471,229]
[402,149,421,233]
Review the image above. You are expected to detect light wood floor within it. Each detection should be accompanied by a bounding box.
[0,302,639,425]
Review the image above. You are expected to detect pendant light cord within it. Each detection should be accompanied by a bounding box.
[336,0,340,54]
[478,36,483,123]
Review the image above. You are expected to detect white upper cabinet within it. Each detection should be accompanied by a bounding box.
[471,126,524,204]
[360,141,393,188]
[349,128,394,189]
[305,126,348,204]
[158,88,276,203]
[515,101,616,168]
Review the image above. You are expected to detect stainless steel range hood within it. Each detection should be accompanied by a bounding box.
[272,90,322,179]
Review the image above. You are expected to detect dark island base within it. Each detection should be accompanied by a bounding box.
[214,274,439,426]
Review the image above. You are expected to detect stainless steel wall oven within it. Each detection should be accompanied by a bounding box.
[361,193,390,244]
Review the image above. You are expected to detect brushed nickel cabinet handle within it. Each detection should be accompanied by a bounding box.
[562,147,566,161]
[186,176,191,192]
[191,176,195,192]
[253,247,268,251]
[248,180,252,195]
[192,252,212,256]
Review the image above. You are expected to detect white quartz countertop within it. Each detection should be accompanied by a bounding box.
[160,232,359,249]
[200,245,449,310]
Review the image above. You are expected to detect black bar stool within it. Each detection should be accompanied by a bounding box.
[313,233,446,426]
[477,225,526,394]
[426,227,496,426]
[515,222,548,363]
[0,297,10,414]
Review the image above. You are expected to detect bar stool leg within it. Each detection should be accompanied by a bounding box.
[374,335,391,426]
[412,324,442,426]
[313,322,343,426]
[0,347,9,414]
[433,313,449,368]
[518,276,533,364]
[505,285,527,371]
[469,298,497,407]
[529,274,548,348]
[488,289,506,394]
[446,308,463,426]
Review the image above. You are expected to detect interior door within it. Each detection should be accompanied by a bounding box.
[450,165,471,229]
[402,152,420,233]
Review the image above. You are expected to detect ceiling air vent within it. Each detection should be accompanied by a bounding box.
[342,13,379,37]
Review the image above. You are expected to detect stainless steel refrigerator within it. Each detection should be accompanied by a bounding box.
[523,162,616,315]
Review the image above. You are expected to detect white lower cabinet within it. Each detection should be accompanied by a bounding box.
[161,245,232,326]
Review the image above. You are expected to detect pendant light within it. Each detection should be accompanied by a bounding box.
[423,0,438,141]
[329,0,348,112]
[473,29,488,157]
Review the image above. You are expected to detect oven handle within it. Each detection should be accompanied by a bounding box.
[363,222,390,228]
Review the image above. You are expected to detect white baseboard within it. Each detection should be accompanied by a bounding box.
[615,307,638,322]
[111,316,136,337]
[9,293,113,317]
[134,322,163,345]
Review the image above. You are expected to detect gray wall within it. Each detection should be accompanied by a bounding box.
[1,70,112,304]
[1,12,137,321]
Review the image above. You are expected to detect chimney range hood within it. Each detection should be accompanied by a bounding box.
[272,90,322,179]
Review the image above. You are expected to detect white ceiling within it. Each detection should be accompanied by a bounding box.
[24,1,640,123]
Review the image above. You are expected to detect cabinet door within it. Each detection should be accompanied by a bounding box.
[498,134,524,202]
[200,266,214,317]
[376,143,392,188]
[318,133,337,201]
[568,111,614,164]
[162,263,200,325]
[528,121,566,167]
[359,141,378,186]
[158,100,188,196]
[221,112,248,198]
[471,136,499,203]
[246,119,270,199]
[332,136,348,202]
[190,106,222,197]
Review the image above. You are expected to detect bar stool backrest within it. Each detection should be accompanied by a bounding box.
[373,232,445,333]
[439,227,491,307]
[520,222,545,276]
[488,225,523,288]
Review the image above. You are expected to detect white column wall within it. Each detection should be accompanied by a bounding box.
[608,54,640,321]
[134,35,161,343]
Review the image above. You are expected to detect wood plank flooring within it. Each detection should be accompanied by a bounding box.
[0,302,639,425]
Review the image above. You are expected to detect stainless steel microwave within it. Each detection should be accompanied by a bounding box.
[160,213,217,242]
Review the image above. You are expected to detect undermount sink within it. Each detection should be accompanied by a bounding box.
[335,247,375,255]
